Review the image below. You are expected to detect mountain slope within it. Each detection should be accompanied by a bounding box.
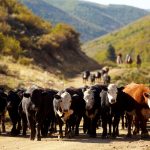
[82,15,150,63]
[20,0,107,41]
[19,0,148,42]
[0,0,100,78]
[45,0,148,38]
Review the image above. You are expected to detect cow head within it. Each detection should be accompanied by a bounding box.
[54,91,73,120]
[143,92,150,108]
[107,84,118,104]
[7,90,21,110]
[83,88,94,110]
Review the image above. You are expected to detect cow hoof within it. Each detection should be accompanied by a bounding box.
[111,135,116,139]
[141,133,149,139]
[101,135,108,139]
[58,135,63,139]
[133,130,139,135]
[36,138,41,141]
[90,134,96,138]
[30,137,35,140]
[126,134,132,138]
[66,132,72,138]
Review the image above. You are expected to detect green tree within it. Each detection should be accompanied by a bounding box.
[106,44,116,61]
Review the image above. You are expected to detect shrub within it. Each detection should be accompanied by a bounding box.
[18,57,33,65]
[0,63,9,75]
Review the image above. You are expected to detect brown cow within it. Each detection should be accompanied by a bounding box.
[123,83,150,138]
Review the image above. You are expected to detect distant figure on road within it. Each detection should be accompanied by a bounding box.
[82,70,90,84]
[102,73,111,86]
[95,71,101,82]
[90,74,95,85]
[125,54,133,64]
[136,54,142,68]
[116,53,123,64]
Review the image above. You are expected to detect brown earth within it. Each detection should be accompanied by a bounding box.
[0,125,150,150]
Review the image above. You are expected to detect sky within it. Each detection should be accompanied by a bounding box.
[82,0,150,9]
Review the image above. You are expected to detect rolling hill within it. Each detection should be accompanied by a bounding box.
[82,15,150,63]
[0,0,100,79]
[19,0,107,41]
[20,0,149,41]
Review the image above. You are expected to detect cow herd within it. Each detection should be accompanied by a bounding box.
[82,68,111,85]
[0,82,150,141]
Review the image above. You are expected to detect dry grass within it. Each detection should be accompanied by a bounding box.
[0,56,65,90]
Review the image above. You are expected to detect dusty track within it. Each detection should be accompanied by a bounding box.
[0,123,150,150]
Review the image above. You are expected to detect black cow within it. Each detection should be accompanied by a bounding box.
[83,84,107,137]
[90,74,96,85]
[95,71,101,82]
[82,70,90,84]
[100,84,140,138]
[20,85,58,140]
[7,88,25,135]
[102,73,111,86]
[0,90,7,134]
[53,87,85,138]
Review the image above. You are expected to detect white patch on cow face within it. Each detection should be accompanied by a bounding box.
[107,84,118,104]
[60,92,72,112]
[143,92,150,108]
[84,89,94,109]
[148,98,150,108]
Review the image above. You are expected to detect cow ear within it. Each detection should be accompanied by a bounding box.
[82,86,89,93]
[54,94,61,99]
[23,93,30,98]
[143,92,150,98]
[118,86,124,91]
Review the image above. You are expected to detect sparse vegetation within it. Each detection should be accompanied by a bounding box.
[82,15,150,64]
[20,0,148,41]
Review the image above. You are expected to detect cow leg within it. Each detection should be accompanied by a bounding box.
[90,118,97,138]
[0,116,1,134]
[140,116,149,138]
[57,117,63,138]
[11,121,17,135]
[29,116,36,140]
[108,115,112,137]
[121,114,125,129]
[83,115,89,134]
[58,123,63,138]
[101,119,107,138]
[16,117,22,135]
[1,113,6,133]
[36,122,41,141]
[22,114,27,136]
[75,116,82,136]
[112,115,120,138]
[126,114,133,137]
[65,122,73,138]
[133,116,139,135]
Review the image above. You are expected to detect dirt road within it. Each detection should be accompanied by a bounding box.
[1,70,150,150]
[0,127,150,150]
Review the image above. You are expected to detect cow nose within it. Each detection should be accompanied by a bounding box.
[63,109,68,112]
[7,103,12,109]
[111,99,116,103]
[86,105,91,110]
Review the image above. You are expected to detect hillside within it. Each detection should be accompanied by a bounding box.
[82,15,150,63]
[37,0,148,41]
[0,0,100,83]
[19,0,106,41]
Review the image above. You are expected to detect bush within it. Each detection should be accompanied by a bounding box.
[0,63,9,75]
[18,57,33,65]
